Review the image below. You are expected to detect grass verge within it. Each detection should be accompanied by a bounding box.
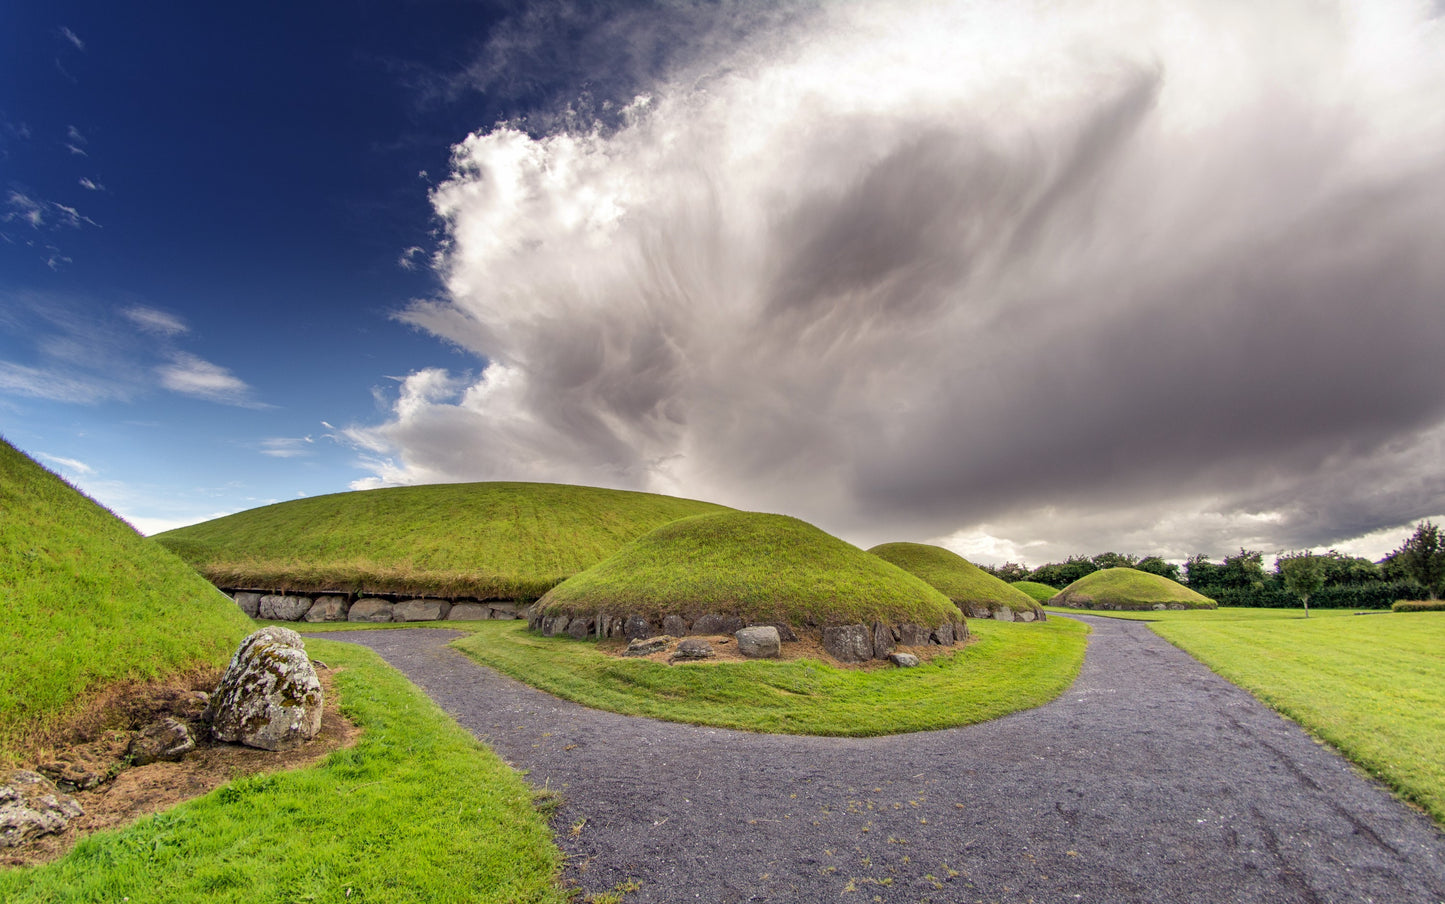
[0,639,565,904]
[453,618,1088,736]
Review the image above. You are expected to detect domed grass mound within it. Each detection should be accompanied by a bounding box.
[0,438,252,760]
[155,482,732,599]
[868,542,1046,622]
[1012,581,1060,603]
[1053,567,1217,611]
[536,512,962,630]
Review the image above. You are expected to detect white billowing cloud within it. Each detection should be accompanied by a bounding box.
[157,353,264,407]
[351,0,1445,562]
[122,305,188,337]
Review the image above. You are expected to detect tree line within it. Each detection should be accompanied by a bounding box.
[983,522,1445,609]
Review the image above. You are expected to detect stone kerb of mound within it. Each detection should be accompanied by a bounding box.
[222,589,527,624]
[527,608,967,664]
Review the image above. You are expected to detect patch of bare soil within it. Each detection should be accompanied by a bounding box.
[3,668,359,869]
[597,631,969,668]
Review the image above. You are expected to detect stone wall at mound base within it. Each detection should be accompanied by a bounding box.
[222,590,527,624]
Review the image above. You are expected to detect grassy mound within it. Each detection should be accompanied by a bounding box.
[1012,581,1059,603]
[155,482,731,599]
[1053,567,1216,611]
[538,512,962,627]
[0,439,252,761]
[868,542,1045,619]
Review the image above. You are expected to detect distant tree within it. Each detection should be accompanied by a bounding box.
[1135,556,1181,582]
[1090,551,1139,570]
[989,561,1031,583]
[1219,549,1267,590]
[1392,521,1445,600]
[1184,554,1221,588]
[1278,551,1327,618]
[1029,554,1099,589]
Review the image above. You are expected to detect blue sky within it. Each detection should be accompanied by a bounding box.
[4,1,1444,565]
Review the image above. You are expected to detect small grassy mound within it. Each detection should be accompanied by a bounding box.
[538,512,962,627]
[1012,581,1059,603]
[1393,600,1445,612]
[868,542,1044,619]
[155,482,731,599]
[1053,567,1216,611]
[0,439,252,761]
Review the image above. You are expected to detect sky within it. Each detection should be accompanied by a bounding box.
[3,0,1444,567]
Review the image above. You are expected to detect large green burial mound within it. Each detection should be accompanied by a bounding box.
[1053,567,1217,611]
[1011,581,1060,603]
[0,439,252,759]
[155,482,731,599]
[868,542,1046,621]
[536,512,963,630]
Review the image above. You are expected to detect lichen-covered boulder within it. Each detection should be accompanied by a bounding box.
[127,717,196,766]
[259,594,312,621]
[205,627,323,751]
[822,625,873,662]
[0,770,83,847]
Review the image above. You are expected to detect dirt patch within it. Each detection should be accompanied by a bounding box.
[597,631,969,668]
[2,668,359,869]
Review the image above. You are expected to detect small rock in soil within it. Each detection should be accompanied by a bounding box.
[887,652,921,668]
[0,771,83,848]
[623,636,675,656]
[126,717,196,766]
[669,638,716,662]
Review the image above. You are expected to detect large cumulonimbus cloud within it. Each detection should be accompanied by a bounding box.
[349,0,1445,562]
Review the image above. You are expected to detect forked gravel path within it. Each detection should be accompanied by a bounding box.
[314,617,1445,903]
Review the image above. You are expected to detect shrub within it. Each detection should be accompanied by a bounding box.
[1392,599,1445,613]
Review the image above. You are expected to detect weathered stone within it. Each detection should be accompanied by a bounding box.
[36,759,103,792]
[623,635,674,656]
[542,615,570,637]
[1152,603,1167,611]
[526,605,544,631]
[887,652,921,668]
[304,595,349,622]
[735,626,781,659]
[764,622,798,642]
[932,622,955,646]
[690,614,745,635]
[394,599,451,622]
[964,603,991,619]
[1167,603,1187,611]
[954,620,969,641]
[448,602,490,620]
[822,625,873,662]
[872,622,895,657]
[992,606,1017,623]
[489,602,522,618]
[259,594,312,621]
[623,614,655,640]
[127,717,196,766]
[897,624,933,647]
[567,616,594,640]
[348,598,393,622]
[1017,609,1036,623]
[669,638,716,661]
[662,614,689,637]
[0,771,83,848]
[233,591,262,618]
[206,627,323,751]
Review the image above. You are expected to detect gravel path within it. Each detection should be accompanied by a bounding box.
[312,617,1445,903]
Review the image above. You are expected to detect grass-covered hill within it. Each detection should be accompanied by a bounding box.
[155,482,732,599]
[1012,581,1060,603]
[868,542,1045,620]
[537,512,963,628]
[0,439,252,761]
[1052,567,1217,611]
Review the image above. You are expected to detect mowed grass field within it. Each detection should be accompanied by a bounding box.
[1049,605,1445,823]
[0,639,566,904]
[155,482,730,599]
[451,617,1089,736]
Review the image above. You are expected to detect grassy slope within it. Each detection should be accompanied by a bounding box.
[539,512,962,627]
[0,439,251,760]
[456,618,1088,736]
[0,639,566,903]
[155,482,731,599]
[1012,581,1059,603]
[1153,612,1445,824]
[868,542,1043,616]
[1053,567,1216,610]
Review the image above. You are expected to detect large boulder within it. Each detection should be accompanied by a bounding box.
[205,627,324,751]
[304,595,349,622]
[233,591,263,618]
[394,598,452,622]
[348,598,394,622]
[0,770,83,848]
[447,602,490,621]
[735,626,781,659]
[822,625,873,663]
[259,594,312,621]
[690,614,745,636]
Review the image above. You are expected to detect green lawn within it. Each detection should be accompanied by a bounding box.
[0,639,566,904]
[154,482,730,599]
[452,617,1088,736]
[1050,605,1445,824]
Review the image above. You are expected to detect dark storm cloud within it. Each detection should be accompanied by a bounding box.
[352,0,1445,561]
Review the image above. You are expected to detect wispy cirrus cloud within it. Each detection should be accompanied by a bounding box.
[349,0,1445,564]
[3,191,98,231]
[259,436,315,458]
[122,305,188,337]
[36,452,94,475]
[157,352,267,408]
[58,27,85,52]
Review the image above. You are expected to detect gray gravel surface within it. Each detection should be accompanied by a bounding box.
[312,617,1445,903]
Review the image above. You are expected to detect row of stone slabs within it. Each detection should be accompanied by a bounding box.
[222,590,525,623]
